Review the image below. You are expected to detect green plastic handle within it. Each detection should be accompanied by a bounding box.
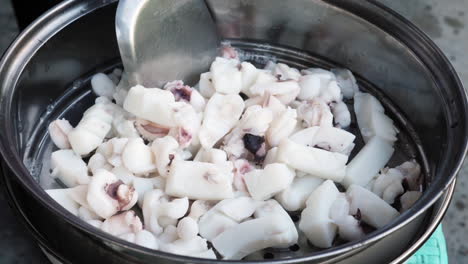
[406,225,448,264]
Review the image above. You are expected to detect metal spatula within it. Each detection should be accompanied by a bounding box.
[116,0,219,87]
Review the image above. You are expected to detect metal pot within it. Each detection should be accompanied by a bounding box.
[0,0,466,263]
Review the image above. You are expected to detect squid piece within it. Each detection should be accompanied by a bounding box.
[272,63,301,81]
[250,80,300,105]
[276,139,348,182]
[121,138,156,175]
[319,79,342,104]
[329,195,365,242]
[330,101,351,128]
[50,149,90,187]
[238,105,273,135]
[244,93,286,118]
[395,160,422,191]
[123,85,177,127]
[199,209,239,241]
[131,175,165,207]
[198,72,215,98]
[244,163,295,201]
[87,219,103,229]
[194,148,228,165]
[45,189,80,215]
[88,152,112,174]
[331,68,359,99]
[212,199,297,260]
[91,73,116,99]
[135,119,170,141]
[177,217,199,240]
[210,57,242,94]
[111,108,140,139]
[86,169,138,219]
[266,107,297,147]
[164,80,206,112]
[143,189,189,235]
[68,102,114,156]
[48,119,73,149]
[111,166,136,184]
[297,69,335,101]
[240,61,260,96]
[134,230,159,250]
[232,159,254,193]
[97,137,129,168]
[151,136,179,177]
[342,136,394,188]
[372,168,404,204]
[168,102,201,148]
[158,225,179,244]
[78,206,101,221]
[166,160,233,200]
[299,180,340,248]
[101,211,143,236]
[188,200,214,221]
[223,105,273,158]
[298,68,342,103]
[160,235,214,259]
[296,99,334,128]
[199,93,245,149]
[216,197,258,222]
[382,182,404,205]
[275,175,324,211]
[198,197,257,240]
[400,191,422,212]
[354,92,398,143]
[290,126,356,155]
[68,185,91,209]
[347,184,400,228]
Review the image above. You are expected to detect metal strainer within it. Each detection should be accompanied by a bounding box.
[0,0,466,263]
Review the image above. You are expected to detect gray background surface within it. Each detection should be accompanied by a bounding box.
[0,0,467,263]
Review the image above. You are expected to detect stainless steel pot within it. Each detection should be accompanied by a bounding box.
[0,0,466,263]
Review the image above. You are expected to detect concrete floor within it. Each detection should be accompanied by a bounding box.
[0,0,467,263]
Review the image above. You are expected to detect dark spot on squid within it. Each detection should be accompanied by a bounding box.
[168,154,175,166]
[172,86,192,102]
[353,208,362,221]
[314,144,331,151]
[203,173,218,184]
[106,180,124,199]
[243,133,265,156]
[239,92,249,101]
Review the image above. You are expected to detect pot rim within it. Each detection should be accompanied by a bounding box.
[0,0,466,263]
